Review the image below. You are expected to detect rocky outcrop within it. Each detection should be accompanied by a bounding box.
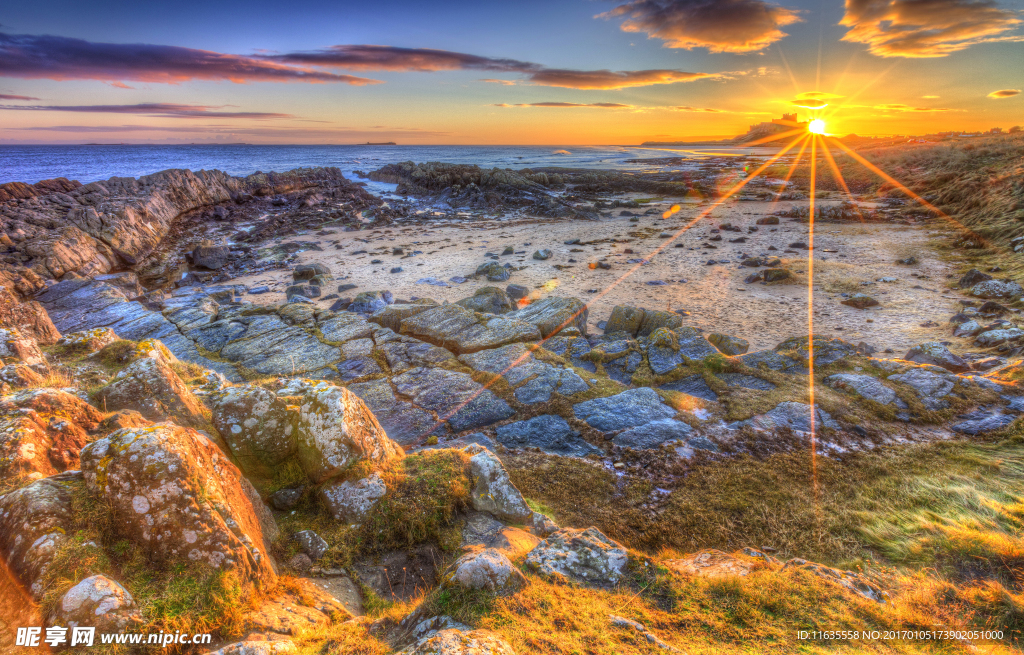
[0,389,102,482]
[0,327,46,367]
[96,354,209,428]
[0,475,77,598]
[80,424,278,586]
[400,628,516,655]
[400,304,541,355]
[0,286,60,345]
[525,527,628,586]
[507,296,588,337]
[210,385,298,479]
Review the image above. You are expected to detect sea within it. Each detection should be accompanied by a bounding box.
[0,144,775,191]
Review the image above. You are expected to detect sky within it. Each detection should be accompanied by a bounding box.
[0,0,1022,144]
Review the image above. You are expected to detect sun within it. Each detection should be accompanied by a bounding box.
[808,119,826,135]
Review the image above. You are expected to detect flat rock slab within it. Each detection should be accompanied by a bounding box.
[733,402,839,433]
[717,373,776,391]
[826,373,897,405]
[660,375,718,402]
[613,418,693,449]
[459,343,589,404]
[347,379,440,445]
[495,414,601,457]
[951,411,1016,435]
[400,304,540,354]
[573,387,676,433]
[392,367,514,431]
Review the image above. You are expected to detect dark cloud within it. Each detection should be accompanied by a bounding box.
[0,103,293,119]
[0,32,381,84]
[493,102,633,108]
[988,88,1021,98]
[0,93,39,100]
[599,0,802,53]
[840,0,1023,57]
[268,45,538,73]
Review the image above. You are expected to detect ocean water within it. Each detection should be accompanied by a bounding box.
[0,144,768,186]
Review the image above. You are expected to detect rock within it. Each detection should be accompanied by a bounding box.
[951,410,1016,435]
[476,262,511,282]
[209,385,298,478]
[0,285,60,345]
[293,263,331,281]
[0,476,75,599]
[604,305,645,336]
[976,328,1024,346]
[708,332,749,355]
[904,342,969,373]
[206,637,297,655]
[841,293,879,309]
[349,290,393,314]
[887,369,956,409]
[0,327,45,366]
[441,548,526,595]
[953,319,982,338]
[0,363,43,388]
[464,444,533,523]
[718,373,776,391]
[55,327,119,354]
[774,335,857,368]
[96,355,208,428]
[192,245,231,270]
[525,527,628,586]
[320,471,387,523]
[80,423,277,586]
[270,488,303,511]
[825,373,897,405]
[284,379,404,483]
[505,284,529,301]
[972,279,1023,299]
[240,579,350,636]
[459,343,589,405]
[400,629,516,655]
[897,256,918,265]
[783,558,887,603]
[573,388,676,433]
[532,249,552,260]
[0,388,101,481]
[400,304,540,354]
[286,284,321,300]
[959,269,992,289]
[613,418,695,449]
[735,402,839,433]
[392,367,514,432]
[455,287,514,315]
[507,296,588,337]
[659,375,718,401]
[665,549,765,577]
[293,530,329,561]
[756,215,779,225]
[51,575,142,632]
[495,415,601,457]
[369,301,439,333]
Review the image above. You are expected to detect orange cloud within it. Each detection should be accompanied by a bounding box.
[600,0,802,53]
[493,102,634,108]
[480,79,517,85]
[527,68,712,89]
[874,103,956,112]
[988,89,1021,98]
[840,0,1023,58]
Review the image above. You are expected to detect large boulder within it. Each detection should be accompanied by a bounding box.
[441,548,526,595]
[464,444,532,523]
[0,476,75,599]
[80,424,278,586]
[507,296,588,337]
[292,263,331,282]
[281,379,404,483]
[456,287,514,315]
[192,244,231,270]
[400,304,540,355]
[0,388,102,481]
[50,574,142,632]
[95,355,208,428]
[210,385,298,478]
[525,527,628,586]
[971,279,1023,299]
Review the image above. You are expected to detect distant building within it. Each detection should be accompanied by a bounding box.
[739,113,809,142]
[990,127,1003,134]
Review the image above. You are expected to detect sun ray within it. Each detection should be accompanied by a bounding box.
[428,134,812,430]
[742,126,810,148]
[808,134,819,505]
[764,134,811,215]
[820,140,868,222]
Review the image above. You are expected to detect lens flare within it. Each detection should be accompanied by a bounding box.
[808,119,826,135]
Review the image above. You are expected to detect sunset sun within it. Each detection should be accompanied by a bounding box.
[809,118,826,134]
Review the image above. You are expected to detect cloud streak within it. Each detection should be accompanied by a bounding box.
[0,32,382,84]
[600,0,802,53]
[529,68,711,89]
[0,103,294,119]
[493,102,633,108]
[840,0,1023,57]
[0,93,39,100]
[988,88,1021,98]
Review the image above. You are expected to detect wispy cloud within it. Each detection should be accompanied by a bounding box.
[988,88,1021,98]
[266,44,538,73]
[480,78,517,85]
[669,106,726,112]
[873,103,957,112]
[8,124,453,138]
[840,0,1023,57]
[493,102,634,108]
[599,0,803,53]
[0,103,294,119]
[528,68,712,89]
[0,32,382,84]
[0,93,39,100]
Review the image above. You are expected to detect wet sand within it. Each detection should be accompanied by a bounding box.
[231,197,959,353]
